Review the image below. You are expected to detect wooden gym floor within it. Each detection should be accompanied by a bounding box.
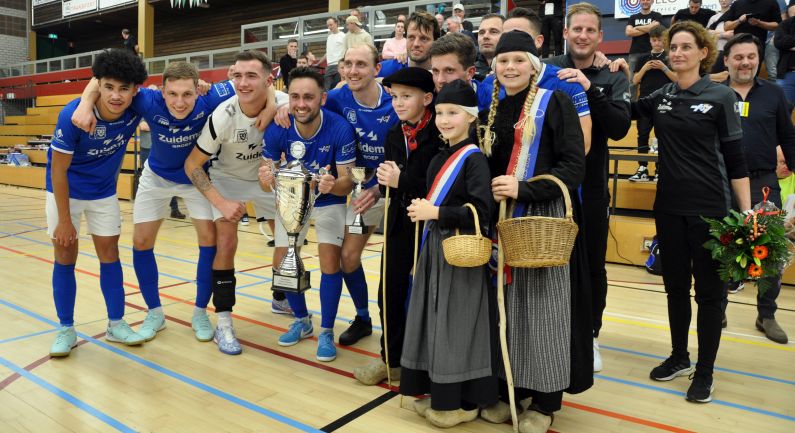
[0,185,793,433]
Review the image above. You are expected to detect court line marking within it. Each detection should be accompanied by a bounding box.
[0,356,137,433]
[0,299,323,433]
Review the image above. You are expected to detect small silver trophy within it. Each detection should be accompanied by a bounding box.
[347,167,376,235]
[270,158,324,293]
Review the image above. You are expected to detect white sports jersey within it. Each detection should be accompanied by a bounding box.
[197,92,287,181]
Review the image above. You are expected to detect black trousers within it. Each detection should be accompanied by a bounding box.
[583,196,610,337]
[722,172,782,318]
[541,16,563,57]
[498,379,563,414]
[655,212,724,375]
[636,112,653,168]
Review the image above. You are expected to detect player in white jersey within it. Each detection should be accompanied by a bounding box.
[184,50,282,355]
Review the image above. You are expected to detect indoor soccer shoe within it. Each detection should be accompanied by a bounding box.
[271,298,294,315]
[49,327,77,357]
[650,355,693,381]
[316,330,337,362]
[213,325,242,355]
[106,321,146,346]
[138,310,166,341]
[339,315,372,346]
[686,372,715,403]
[628,165,652,182]
[191,310,214,342]
[279,318,313,346]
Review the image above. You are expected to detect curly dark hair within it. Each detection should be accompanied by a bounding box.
[92,49,148,85]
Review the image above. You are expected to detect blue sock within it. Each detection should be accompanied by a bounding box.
[133,248,160,309]
[196,246,216,308]
[52,263,77,327]
[343,266,369,319]
[320,271,344,329]
[285,292,309,319]
[99,261,124,321]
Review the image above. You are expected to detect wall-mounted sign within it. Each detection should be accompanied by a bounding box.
[63,0,98,17]
[614,0,720,19]
[100,0,136,10]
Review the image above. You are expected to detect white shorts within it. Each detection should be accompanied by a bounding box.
[210,174,276,221]
[275,203,346,247]
[346,197,386,228]
[133,163,215,223]
[46,192,121,238]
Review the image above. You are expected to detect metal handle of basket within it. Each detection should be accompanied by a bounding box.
[453,203,482,237]
[525,174,573,219]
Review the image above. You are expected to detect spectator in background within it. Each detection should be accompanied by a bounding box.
[435,13,446,37]
[475,13,505,80]
[539,0,565,57]
[707,0,735,73]
[382,21,407,59]
[280,38,299,88]
[121,29,139,55]
[297,54,310,68]
[626,0,663,98]
[721,33,794,344]
[323,17,346,90]
[722,0,781,59]
[671,0,716,27]
[775,4,795,103]
[388,14,407,38]
[350,8,370,33]
[629,25,676,183]
[452,3,473,31]
[344,15,374,50]
[446,16,461,33]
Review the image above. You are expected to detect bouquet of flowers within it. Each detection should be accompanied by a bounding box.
[703,188,791,295]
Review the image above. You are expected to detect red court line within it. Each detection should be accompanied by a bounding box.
[0,242,694,433]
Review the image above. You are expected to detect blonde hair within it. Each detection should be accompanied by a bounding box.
[479,53,539,163]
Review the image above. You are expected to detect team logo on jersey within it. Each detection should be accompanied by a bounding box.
[214,83,230,97]
[55,129,63,140]
[690,103,713,114]
[376,114,391,124]
[657,98,672,113]
[290,141,306,159]
[344,108,358,124]
[94,125,107,139]
[192,111,206,121]
[154,115,169,126]
[225,104,237,117]
[235,129,248,143]
[248,143,258,151]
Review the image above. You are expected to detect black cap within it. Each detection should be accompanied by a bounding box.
[495,30,538,57]
[382,67,435,93]
[436,79,478,108]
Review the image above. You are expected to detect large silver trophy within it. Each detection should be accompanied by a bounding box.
[347,167,376,235]
[271,159,324,293]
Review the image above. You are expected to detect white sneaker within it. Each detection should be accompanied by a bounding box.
[593,337,603,372]
[628,165,652,182]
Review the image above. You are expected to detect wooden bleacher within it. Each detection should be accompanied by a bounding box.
[0,94,138,200]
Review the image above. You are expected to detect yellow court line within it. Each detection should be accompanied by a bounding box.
[603,315,795,352]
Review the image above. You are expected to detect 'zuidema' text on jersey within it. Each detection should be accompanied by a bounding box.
[196,92,288,181]
[263,108,356,207]
[46,99,140,200]
[131,82,235,184]
[325,84,398,188]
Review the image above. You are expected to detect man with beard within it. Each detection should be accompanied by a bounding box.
[378,11,440,77]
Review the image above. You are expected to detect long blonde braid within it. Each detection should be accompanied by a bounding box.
[519,69,539,153]
[478,78,501,157]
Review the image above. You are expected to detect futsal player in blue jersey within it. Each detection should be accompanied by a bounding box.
[72,61,279,344]
[47,49,148,357]
[326,43,400,347]
[260,67,356,361]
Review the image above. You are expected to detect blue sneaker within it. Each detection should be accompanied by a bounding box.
[316,330,336,362]
[279,318,313,346]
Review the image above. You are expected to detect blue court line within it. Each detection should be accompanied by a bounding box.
[0,299,322,433]
[594,373,795,422]
[0,356,137,432]
[0,328,57,345]
[601,344,795,387]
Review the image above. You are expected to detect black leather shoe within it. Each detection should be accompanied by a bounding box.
[339,315,372,346]
[170,209,186,219]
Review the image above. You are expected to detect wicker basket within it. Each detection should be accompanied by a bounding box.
[496,174,578,268]
[442,203,492,267]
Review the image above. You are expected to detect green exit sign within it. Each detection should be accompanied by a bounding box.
[48,33,58,39]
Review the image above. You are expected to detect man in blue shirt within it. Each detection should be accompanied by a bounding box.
[72,62,278,344]
[47,49,148,357]
[260,67,356,361]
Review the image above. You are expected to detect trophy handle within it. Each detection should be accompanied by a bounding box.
[266,159,280,188]
[312,167,330,198]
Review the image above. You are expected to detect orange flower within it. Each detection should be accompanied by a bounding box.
[753,245,769,260]
[748,263,764,278]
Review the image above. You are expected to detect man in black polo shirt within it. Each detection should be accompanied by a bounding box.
[626,0,664,98]
[546,3,631,373]
[721,0,781,58]
[671,0,717,27]
[722,33,794,344]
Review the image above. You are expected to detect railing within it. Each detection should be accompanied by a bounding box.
[241,0,504,62]
[0,50,105,78]
[142,47,242,75]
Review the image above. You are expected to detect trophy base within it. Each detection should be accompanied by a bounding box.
[272,270,311,294]
[347,224,369,235]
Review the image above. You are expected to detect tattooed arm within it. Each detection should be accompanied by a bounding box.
[184,147,246,221]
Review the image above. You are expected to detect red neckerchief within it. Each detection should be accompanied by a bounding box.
[401,108,432,153]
